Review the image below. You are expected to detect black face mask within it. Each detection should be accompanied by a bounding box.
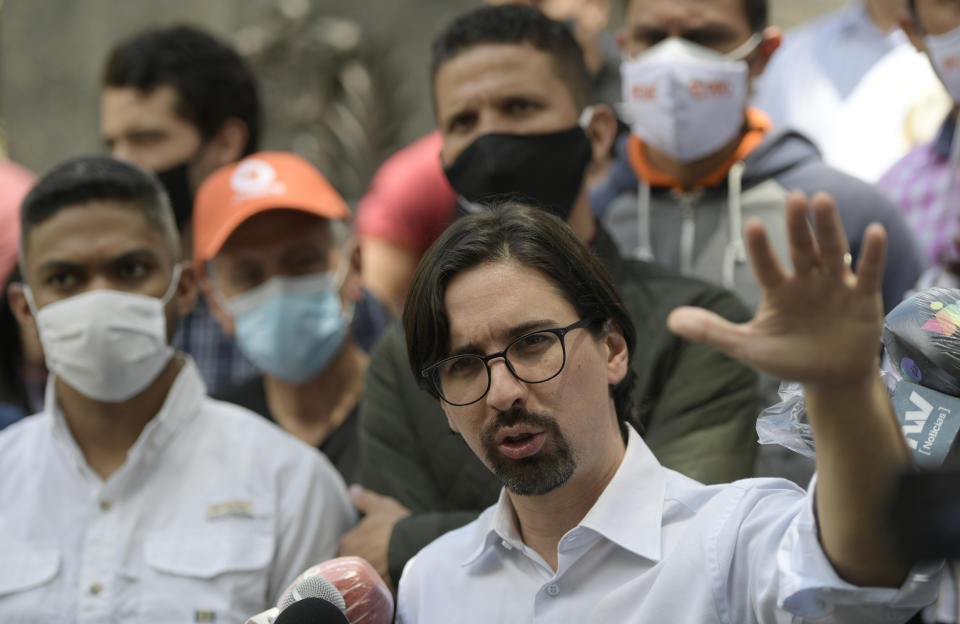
[155,162,194,230]
[442,125,593,221]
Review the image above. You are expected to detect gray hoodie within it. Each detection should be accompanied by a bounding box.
[599,129,925,312]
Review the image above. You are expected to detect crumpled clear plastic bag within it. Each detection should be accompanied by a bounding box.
[756,287,960,458]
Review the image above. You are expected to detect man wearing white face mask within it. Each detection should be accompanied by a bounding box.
[0,156,354,623]
[880,0,960,297]
[193,152,392,483]
[598,0,925,314]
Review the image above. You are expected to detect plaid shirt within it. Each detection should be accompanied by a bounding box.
[879,111,959,267]
[173,296,257,395]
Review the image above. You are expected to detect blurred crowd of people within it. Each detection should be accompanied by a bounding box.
[2,0,960,622]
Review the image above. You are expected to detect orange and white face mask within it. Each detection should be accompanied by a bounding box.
[619,35,759,163]
[926,25,960,103]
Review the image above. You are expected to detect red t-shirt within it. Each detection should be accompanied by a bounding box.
[355,130,458,254]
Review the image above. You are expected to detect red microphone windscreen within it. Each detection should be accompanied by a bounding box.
[281,556,393,624]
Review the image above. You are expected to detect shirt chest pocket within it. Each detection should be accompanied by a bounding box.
[0,543,62,621]
[138,524,275,623]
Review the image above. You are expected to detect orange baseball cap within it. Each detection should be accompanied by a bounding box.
[193,151,351,264]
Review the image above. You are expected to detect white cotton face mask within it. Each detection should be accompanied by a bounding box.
[26,265,182,403]
[926,24,960,103]
[619,36,757,163]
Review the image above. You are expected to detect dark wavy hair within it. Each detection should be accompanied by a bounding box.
[430,4,592,110]
[404,203,637,428]
[103,24,261,155]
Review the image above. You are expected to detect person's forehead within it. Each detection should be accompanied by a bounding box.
[217,209,333,259]
[101,84,191,134]
[626,0,749,30]
[434,43,576,112]
[26,201,169,269]
[444,260,575,345]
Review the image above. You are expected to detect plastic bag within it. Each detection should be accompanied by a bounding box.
[756,287,960,460]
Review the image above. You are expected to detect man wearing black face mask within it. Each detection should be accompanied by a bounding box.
[347,5,760,589]
[100,25,261,394]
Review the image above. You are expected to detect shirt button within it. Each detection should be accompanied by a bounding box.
[99,500,112,512]
[89,582,103,595]
[546,583,559,597]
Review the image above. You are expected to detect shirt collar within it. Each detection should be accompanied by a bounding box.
[46,356,206,479]
[461,426,665,567]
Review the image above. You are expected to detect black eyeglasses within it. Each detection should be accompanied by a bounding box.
[420,318,595,406]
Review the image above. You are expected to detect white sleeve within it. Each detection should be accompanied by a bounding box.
[713,478,942,623]
[775,476,942,621]
[268,448,357,602]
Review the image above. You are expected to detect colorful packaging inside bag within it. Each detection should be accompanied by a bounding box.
[882,287,960,396]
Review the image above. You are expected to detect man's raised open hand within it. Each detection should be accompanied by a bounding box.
[668,191,887,386]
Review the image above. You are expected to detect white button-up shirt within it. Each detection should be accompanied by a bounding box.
[0,358,355,623]
[754,2,948,182]
[397,427,939,623]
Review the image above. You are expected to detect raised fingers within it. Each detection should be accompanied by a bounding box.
[785,191,819,275]
[811,192,850,277]
[854,223,887,296]
[745,219,787,290]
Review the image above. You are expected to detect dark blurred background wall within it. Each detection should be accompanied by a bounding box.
[0,0,843,201]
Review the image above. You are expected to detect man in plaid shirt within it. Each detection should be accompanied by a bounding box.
[879,0,960,277]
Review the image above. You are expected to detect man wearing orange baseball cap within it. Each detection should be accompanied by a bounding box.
[194,152,391,482]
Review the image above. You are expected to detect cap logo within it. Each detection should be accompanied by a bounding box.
[230,158,286,201]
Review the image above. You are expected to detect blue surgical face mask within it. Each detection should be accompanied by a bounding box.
[225,271,351,384]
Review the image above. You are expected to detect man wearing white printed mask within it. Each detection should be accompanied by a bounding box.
[597,0,924,313]
[879,0,960,295]
[1,156,354,623]
[194,152,391,483]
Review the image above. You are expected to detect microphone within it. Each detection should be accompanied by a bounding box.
[246,575,346,624]
[278,556,394,624]
[275,597,349,624]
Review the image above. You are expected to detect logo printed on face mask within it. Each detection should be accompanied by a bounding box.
[631,84,657,100]
[689,80,733,100]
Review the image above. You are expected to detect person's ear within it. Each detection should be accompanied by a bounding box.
[584,104,618,166]
[7,281,36,335]
[199,268,236,337]
[900,11,927,54]
[338,237,364,307]
[603,320,629,386]
[749,26,782,78]
[7,282,45,366]
[441,402,461,435]
[172,262,199,318]
[208,117,249,167]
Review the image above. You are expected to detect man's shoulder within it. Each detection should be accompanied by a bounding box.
[0,412,50,461]
[197,397,326,465]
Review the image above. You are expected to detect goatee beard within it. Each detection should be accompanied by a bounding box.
[481,407,576,496]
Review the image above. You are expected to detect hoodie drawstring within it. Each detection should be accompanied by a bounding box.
[721,161,746,290]
[633,180,655,262]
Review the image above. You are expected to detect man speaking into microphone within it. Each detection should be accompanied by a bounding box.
[395,197,939,622]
